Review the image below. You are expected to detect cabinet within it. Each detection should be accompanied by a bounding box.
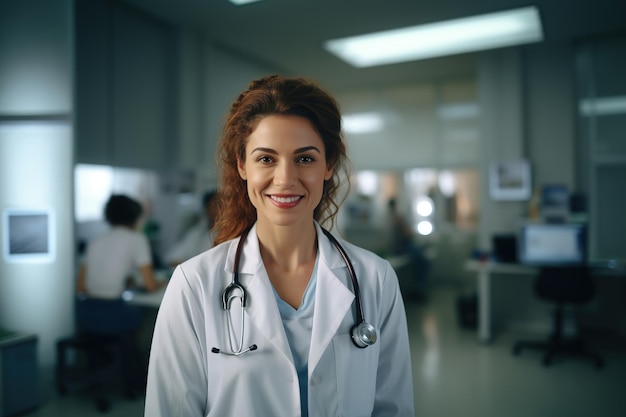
[0,331,38,417]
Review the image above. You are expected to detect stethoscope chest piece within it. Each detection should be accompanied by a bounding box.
[352,321,377,348]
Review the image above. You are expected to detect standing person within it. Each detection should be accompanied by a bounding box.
[76,194,164,398]
[165,190,217,266]
[145,75,414,416]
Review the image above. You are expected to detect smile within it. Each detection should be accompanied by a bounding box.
[269,195,302,204]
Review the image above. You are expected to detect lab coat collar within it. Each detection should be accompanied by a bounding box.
[222,222,355,371]
[309,222,355,372]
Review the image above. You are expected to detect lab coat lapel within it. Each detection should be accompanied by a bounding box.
[309,224,354,373]
[224,225,293,363]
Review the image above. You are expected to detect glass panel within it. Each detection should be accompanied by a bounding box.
[594,165,626,262]
[595,114,626,157]
[340,168,479,248]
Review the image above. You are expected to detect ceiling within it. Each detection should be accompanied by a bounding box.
[120,0,625,92]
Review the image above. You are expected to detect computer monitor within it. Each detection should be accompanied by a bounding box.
[518,223,587,266]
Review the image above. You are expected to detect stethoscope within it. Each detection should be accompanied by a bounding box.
[211,225,377,356]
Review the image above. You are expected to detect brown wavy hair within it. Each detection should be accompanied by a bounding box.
[212,74,351,245]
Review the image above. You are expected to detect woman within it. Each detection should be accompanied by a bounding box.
[145,75,414,416]
[76,194,161,327]
[76,194,163,398]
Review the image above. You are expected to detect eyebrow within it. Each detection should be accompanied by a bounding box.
[249,146,322,155]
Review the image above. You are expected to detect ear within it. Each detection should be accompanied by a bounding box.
[237,158,247,180]
[324,164,333,181]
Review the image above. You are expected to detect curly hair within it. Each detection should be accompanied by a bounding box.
[104,194,143,227]
[212,74,351,245]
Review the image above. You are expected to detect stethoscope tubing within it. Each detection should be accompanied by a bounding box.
[213,224,375,355]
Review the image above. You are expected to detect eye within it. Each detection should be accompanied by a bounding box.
[297,155,315,164]
[257,155,274,164]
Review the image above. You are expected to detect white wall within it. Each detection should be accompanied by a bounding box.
[476,48,528,250]
[0,0,75,388]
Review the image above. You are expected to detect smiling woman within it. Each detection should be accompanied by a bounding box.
[237,115,333,231]
[145,75,415,417]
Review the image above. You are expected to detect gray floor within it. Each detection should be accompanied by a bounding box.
[21,286,626,417]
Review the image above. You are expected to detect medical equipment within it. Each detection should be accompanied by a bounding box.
[211,226,377,355]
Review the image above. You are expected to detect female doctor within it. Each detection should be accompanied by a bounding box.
[145,75,414,416]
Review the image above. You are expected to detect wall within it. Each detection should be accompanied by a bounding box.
[0,0,75,392]
[476,48,527,250]
[75,0,177,171]
[201,43,277,189]
[525,42,577,189]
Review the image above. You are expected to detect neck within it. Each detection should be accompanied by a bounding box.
[256,221,318,272]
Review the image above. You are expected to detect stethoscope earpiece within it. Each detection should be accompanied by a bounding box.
[351,321,378,348]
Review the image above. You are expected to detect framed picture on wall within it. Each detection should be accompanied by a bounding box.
[489,160,532,201]
[2,208,56,263]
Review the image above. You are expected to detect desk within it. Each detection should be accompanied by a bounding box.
[465,260,626,343]
[465,260,537,343]
[124,286,167,308]
[123,257,412,309]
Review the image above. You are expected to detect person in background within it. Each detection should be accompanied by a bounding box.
[76,194,164,397]
[387,197,430,301]
[165,190,217,266]
[145,75,414,416]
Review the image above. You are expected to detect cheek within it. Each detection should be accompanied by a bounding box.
[244,168,271,196]
[304,170,328,192]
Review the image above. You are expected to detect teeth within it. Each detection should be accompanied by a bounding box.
[271,196,300,203]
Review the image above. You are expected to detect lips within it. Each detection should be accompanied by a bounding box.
[269,194,303,207]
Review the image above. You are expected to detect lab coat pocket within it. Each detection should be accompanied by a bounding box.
[332,333,378,416]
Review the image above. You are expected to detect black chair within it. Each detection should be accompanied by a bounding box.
[55,332,125,412]
[55,297,144,412]
[512,266,604,368]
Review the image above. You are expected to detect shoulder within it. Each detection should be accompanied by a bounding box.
[174,238,235,287]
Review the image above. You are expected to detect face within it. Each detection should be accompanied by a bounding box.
[237,115,333,229]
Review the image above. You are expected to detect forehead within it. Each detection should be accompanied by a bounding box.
[246,115,323,149]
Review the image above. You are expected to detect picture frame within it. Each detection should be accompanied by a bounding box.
[489,160,532,201]
[2,208,56,263]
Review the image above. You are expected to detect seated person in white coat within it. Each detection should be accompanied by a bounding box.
[165,190,217,266]
[145,75,415,417]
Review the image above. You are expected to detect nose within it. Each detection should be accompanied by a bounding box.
[274,161,296,187]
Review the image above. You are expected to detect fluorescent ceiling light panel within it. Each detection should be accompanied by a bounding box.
[324,6,543,67]
[579,96,626,116]
[228,0,263,5]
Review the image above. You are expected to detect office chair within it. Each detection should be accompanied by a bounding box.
[56,331,125,412]
[55,297,143,412]
[512,266,604,369]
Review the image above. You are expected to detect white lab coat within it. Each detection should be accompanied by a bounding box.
[145,222,414,417]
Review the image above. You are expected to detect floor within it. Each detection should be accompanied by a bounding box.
[19,286,626,417]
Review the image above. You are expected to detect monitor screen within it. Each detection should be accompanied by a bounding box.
[518,223,586,266]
